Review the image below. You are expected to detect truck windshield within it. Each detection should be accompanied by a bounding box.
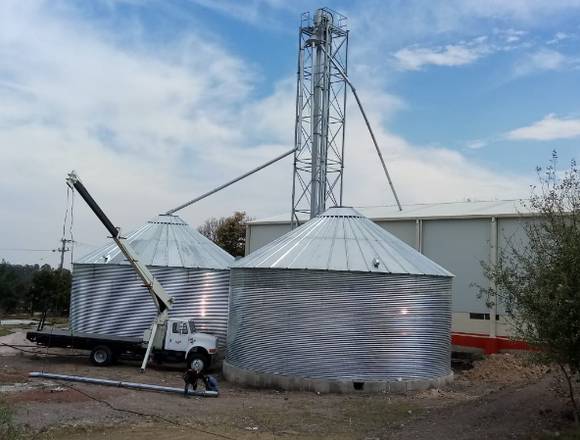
[188,320,196,333]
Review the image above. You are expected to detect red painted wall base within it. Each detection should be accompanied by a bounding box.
[452,332,530,354]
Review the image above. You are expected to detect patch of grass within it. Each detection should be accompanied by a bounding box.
[46,317,69,329]
[542,428,580,439]
[338,397,419,437]
[0,327,13,337]
[0,400,24,440]
[561,430,580,439]
[221,395,418,438]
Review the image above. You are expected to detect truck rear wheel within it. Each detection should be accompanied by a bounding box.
[90,345,113,366]
[188,353,209,372]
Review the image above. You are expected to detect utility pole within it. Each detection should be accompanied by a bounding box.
[56,238,73,270]
[40,238,72,331]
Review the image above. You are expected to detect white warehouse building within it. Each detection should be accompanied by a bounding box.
[244,200,533,354]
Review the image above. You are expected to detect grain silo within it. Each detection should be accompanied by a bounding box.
[70,214,234,357]
[224,207,453,393]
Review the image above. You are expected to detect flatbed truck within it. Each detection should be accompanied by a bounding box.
[27,317,217,371]
[27,171,219,372]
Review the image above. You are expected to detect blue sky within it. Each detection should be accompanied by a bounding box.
[1,0,580,265]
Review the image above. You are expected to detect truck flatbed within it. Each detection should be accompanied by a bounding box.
[26,323,216,370]
[27,329,144,353]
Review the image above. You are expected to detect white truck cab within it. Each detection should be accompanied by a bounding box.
[146,318,218,371]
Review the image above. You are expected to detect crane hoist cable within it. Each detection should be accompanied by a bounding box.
[61,186,70,246]
[69,187,75,265]
[58,184,76,269]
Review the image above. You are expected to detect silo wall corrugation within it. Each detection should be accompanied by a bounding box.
[226,269,452,381]
[70,264,230,355]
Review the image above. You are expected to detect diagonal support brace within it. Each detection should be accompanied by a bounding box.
[317,44,402,211]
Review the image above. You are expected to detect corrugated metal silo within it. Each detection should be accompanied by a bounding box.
[70,214,234,356]
[225,207,453,391]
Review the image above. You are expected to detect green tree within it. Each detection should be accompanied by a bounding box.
[198,211,250,257]
[481,153,580,424]
[0,261,38,314]
[198,217,225,244]
[0,264,19,313]
[26,265,71,316]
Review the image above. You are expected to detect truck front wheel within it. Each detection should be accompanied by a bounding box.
[187,353,209,372]
[90,345,113,366]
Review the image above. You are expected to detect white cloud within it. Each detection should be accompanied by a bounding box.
[513,48,579,76]
[350,0,580,56]
[0,0,287,265]
[391,29,532,71]
[547,31,571,44]
[496,28,527,44]
[0,1,531,267]
[342,115,525,208]
[336,86,527,206]
[465,140,487,150]
[529,50,567,69]
[393,40,490,70]
[507,114,580,141]
[187,0,297,27]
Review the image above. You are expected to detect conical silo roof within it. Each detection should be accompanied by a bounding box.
[234,207,452,276]
[76,214,234,270]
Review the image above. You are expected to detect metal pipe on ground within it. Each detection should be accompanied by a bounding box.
[29,372,218,397]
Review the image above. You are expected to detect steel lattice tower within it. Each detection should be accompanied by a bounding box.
[291,8,348,228]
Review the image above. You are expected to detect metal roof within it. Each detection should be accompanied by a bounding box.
[249,199,532,225]
[76,214,234,270]
[234,207,452,276]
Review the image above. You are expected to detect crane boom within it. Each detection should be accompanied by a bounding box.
[65,171,173,371]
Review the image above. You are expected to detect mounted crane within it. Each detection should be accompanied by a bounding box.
[65,171,173,371]
[27,171,217,373]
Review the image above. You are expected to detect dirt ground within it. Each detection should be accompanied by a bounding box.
[0,330,578,440]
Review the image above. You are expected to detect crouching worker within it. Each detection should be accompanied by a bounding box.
[183,367,201,397]
[203,374,219,392]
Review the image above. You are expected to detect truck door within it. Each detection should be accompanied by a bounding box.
[165,320,189,352]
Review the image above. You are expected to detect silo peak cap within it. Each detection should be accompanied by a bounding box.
[318,206,363,218]
[150,214,185,225]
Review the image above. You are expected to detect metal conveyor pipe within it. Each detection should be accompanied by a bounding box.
[29,371,218,397]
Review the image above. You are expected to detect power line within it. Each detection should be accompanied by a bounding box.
[0,248,56,252]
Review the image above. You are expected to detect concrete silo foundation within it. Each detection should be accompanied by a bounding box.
[223,361,453,394]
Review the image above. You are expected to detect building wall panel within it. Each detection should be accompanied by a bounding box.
[376,220,417,248]
[421,219,490,314]
[246,224,292,254]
